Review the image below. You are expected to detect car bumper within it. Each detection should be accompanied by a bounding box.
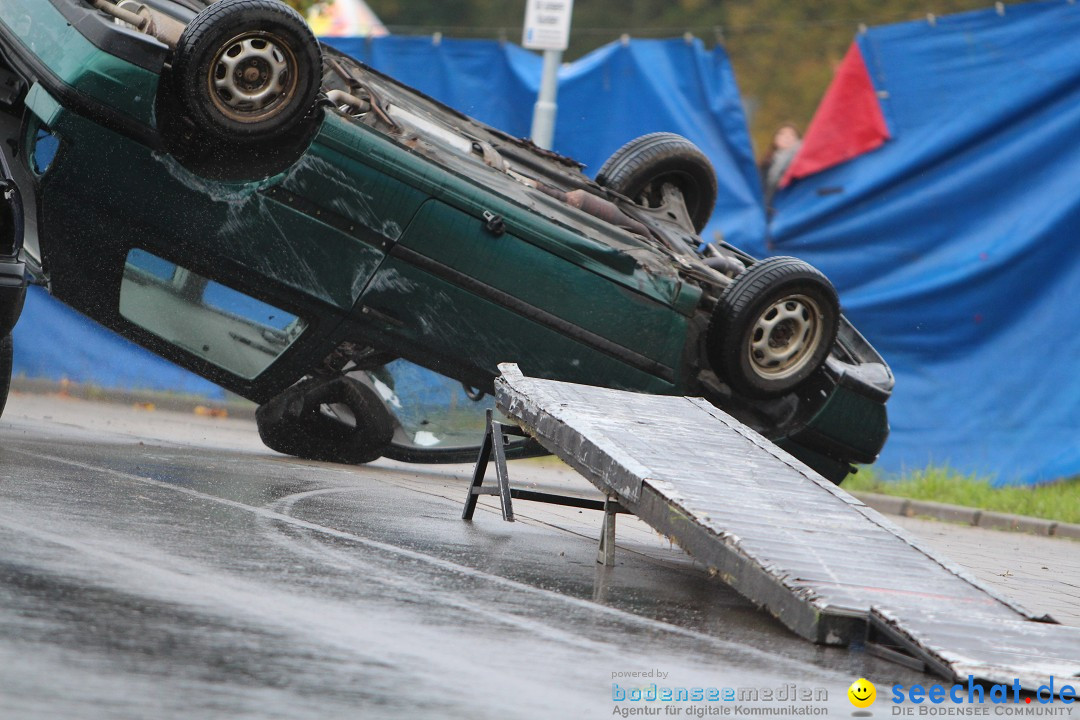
[778,323,894,482]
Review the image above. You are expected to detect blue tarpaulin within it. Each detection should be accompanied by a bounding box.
[769,0,1080,484]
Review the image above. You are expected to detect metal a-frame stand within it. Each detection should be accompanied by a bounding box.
[462,410,627,565]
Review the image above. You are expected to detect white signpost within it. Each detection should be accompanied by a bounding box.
[523,0,574,52]
[524,0,574,149]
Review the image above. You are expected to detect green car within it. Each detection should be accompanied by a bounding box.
[0,0,892,481]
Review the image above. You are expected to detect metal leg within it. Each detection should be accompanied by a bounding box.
[597,496,618,566]
[462,409,494,520]
[464,413,623,529]
[592,563,613,602]
[492,421,514,522]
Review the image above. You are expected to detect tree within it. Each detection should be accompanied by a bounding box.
[356,0,1027,154]
[282,0,319,16]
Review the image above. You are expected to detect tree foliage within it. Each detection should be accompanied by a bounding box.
[282,0,319,16]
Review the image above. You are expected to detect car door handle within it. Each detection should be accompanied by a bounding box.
[482,210,505,237]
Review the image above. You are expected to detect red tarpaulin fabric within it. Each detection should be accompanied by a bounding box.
[782,42,890,186]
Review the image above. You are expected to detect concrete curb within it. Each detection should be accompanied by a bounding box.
[854,491,1079,541]
[9,378,257,420]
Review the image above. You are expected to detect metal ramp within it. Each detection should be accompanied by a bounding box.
[493,365,1080,689]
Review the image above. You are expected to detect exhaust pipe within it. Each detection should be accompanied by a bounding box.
[91,0,187,49]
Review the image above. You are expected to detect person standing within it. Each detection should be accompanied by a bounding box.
[759,123,802,212]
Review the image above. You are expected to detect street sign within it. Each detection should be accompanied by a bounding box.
[522,0,574,52]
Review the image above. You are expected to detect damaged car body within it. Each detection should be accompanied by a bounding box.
[0,0,893,481]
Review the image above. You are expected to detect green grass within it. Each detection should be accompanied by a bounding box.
[845,467,1080,525]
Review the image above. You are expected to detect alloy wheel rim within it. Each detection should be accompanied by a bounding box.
[746,293,824,380]
[208,32,298,123]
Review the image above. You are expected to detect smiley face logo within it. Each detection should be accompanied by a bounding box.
[848,678,876,708]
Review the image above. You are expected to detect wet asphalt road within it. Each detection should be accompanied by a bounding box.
[0,396,933,718]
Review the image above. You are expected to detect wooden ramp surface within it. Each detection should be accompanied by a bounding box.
[495,365,1080,688]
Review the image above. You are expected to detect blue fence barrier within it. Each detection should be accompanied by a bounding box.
[769,0,1080,484]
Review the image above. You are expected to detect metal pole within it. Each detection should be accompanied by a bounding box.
[530,48,562,150]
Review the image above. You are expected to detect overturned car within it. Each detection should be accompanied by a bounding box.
[0,0,892,481]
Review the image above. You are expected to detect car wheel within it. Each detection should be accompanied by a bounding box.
[0,333,11,420]
[596,132,718,233]
[170,0,322,143]
[708,257,839,398]
[256,376,395,465]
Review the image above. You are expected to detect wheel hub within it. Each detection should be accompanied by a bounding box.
[240,64,264,86]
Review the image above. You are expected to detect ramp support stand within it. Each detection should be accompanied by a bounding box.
[463,410,627,563]
[597,497,620,566]
[463,410,523,522]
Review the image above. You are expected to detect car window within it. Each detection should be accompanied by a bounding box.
[356,360,492,451]
[340,360,543,462]
[119,249,307,379]
[30,126,59,175]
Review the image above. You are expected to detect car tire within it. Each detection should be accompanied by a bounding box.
[256,376,395,465]
[596,132,718,233]
[707,256,839,398]
[170,0,322,143]
[0,333,11,420]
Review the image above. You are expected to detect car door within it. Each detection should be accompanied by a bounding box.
[357,198,687,393]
